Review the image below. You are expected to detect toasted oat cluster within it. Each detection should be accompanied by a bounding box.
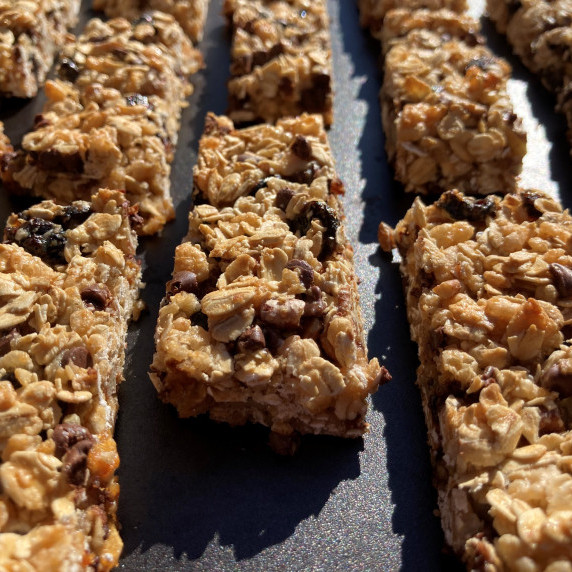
[388,189,572,569]
[380,9,527,195]
[150,113,388,438]
[0,0,80,98]
[487,0,572,155]
[92,0,210,43]
[0,13,203,235]
[357,0,467,40]
[0,189,141,571]
[224,0,334,126]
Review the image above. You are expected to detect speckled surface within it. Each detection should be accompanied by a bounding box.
[1,1,571,570]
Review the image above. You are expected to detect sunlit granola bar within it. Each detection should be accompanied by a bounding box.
[92,0,210,43]
[0,0,80,98]
[487,0,572,95]
[357,0,467,41]
[386,189,572,568]
[150,113,388,438]
[0,13,203,235]
[487,0,572,155]
[381,9,527,195]
[0,189,141,571]
[224,0,334,126]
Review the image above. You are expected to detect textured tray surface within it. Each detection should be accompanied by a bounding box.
[1,0,571,570]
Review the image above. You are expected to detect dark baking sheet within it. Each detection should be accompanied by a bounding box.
[2,0,572,570]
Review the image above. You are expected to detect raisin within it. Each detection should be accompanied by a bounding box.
[53,202,92,229]
[436,190,496,222]
[5,218,67,264]
[291,201,340,259]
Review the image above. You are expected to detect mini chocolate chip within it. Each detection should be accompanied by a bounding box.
[276,187,295,210]
[167,271,198,296]
[63,439,94,486]
[550,263,572,298]
[540,362,572,397]
[81,285,112,311]
[290,135,312,161]
[61,346,92,369]
[237,325,266,352]
[53,423,93,459]
[286,259,314,288]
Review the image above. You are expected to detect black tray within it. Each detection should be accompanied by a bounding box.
[1,1,571,570]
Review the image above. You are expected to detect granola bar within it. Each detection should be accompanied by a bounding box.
[388,189,572,568]
[0,13,203,236]
[357,0,468,41]
[0,0,80,98]
[0,188,141,570]
[92,0,210,43]
[487,0,572,95]
[381,9,527,195]
[487,0,572,155]
[224,0,334,126]
[150,113,388,438]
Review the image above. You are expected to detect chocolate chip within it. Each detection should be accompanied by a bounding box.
[436,190,496,222]
[167,271,198,296]
[53,423,93,459]
[328,177,345,195]
[58,57,80,83]
[300,73,330,113]
[61,346,92,369]
[0,329,17,356]
[276,187,295,210]
[192,311,209,330]
[286,259,314,288]
[290,135,312,161]
[550,263,572,298]
[34,149,84,174]
[540,362,572,397]
[81,285,112,311]
[303,285,326,317]
[62,439,94,486]
[237,325,266,353]
[251,42,284,69]
[538,407,564,435]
